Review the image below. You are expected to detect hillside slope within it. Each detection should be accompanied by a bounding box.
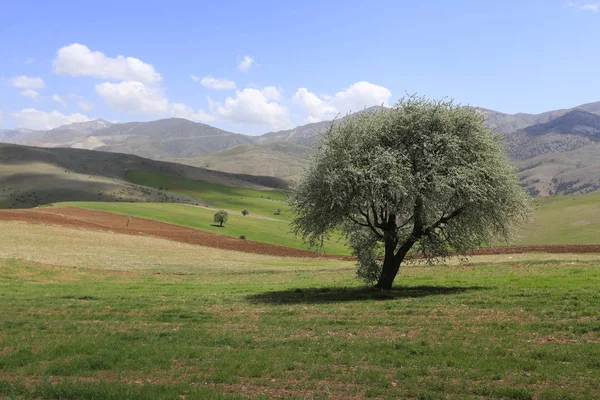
[0,143,287,209]
[170,142,313,182]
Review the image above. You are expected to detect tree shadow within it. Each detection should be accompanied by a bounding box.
[247,285,488,305]
[209,224,225,228]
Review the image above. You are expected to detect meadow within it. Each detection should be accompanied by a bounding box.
[125,170,290,220]
[1,221,599,399]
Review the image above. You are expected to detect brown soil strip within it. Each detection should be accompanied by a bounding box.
[1,207,599,258]
[0,207,346,259]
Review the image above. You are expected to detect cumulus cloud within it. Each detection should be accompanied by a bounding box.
[237,55,255,72]
[53,43,162,84]
[9,75,45,89]
[198,76,236,90]
[170,103,215,122]
[293,88,338,123]
[20,89,41,101]
[96,80,212,123]
[294,81,392,123]
[11,109,91,130]
[52,94,68,108]
[190,74,201,82]
[565,1,600,11]
[212,86,291,130]
[95,81,169,115]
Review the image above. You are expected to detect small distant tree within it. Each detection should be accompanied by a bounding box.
[274,208,281,215]
[291,96,532,290]
[213,210,229,227]
[242,209,249,216]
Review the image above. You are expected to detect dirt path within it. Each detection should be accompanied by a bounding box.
[1,207,599,258]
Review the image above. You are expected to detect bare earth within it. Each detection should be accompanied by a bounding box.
[0,206,599,258]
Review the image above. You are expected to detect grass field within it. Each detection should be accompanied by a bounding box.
[56,202,350,256]
[515,191,600,245]
[125,170,291,220]
[1,222,599,399]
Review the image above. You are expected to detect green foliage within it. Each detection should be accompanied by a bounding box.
[344,222,382,284]
[292,95,532,287]
[274,208,281,215]
[213,210,228,227]
[241,209,249,216]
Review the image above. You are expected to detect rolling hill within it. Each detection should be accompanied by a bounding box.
[169,142,313,182]
[0,143,287,209]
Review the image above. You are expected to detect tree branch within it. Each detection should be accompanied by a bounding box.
[357,209,384,239]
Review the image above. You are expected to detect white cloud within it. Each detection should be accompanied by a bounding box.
[213,86,290,130]
[96,80,212,122]
[170,103,215,123]
[11,109,91,130]
[237,55,255,72]
[24,57,35,64]
[9,75,45,89]
[190,74,201,82]
[294,81,392,123]
[199,76,236,90]
[52,94,68,108]
[53,43,162,84]
[96,80,169,115]
[20,89,41,101]
[565,2,600,11]
[293,88,338,123]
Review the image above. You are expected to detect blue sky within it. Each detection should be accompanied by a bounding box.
[1,0,599,134]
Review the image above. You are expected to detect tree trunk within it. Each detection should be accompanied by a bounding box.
[219,221,223,227]
[375,240,414,290]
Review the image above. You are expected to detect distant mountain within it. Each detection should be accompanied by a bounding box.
[88,118,255,159]
[4,101,600,196]
[506,110,600,161]
[481,101,600,134]
[258,105,385,145]
[522,109,600,139]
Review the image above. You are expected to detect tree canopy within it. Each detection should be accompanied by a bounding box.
[213,210,229,227]
[291,96,532,289]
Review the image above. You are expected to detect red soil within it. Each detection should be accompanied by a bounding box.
[1,207,599,258]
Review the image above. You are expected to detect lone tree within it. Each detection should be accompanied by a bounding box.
[213,210,229,227]
[241,209,249,216]
[291,96,531,290]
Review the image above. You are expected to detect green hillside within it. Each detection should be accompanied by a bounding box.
[514,191,600,245]
[58,202,349,256]
[125,170,290,220]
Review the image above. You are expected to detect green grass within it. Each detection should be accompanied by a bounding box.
[515,191,600,245]
[126,170,291,220]
[1,255,599,399]
[57,201,350,256]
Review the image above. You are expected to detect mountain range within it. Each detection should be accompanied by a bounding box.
[3,101,600,196]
